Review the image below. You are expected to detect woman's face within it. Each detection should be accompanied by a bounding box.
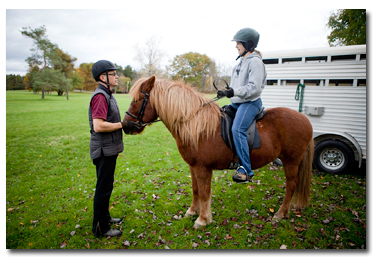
[236,41,246,56]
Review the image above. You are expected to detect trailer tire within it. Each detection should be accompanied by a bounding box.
[313,140,354,174]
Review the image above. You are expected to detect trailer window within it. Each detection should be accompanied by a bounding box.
[282,80,300,86]
[329,79,354,86]
[305,56,327,63]
[357,79,366,86]
[263,59,279,64]
[304,79,324,86]
[360,54,366,60]
[282,57,302,63]
[267,80,278,86]
[331,54,357,62]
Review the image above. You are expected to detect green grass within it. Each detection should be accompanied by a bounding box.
[6,90,366,249]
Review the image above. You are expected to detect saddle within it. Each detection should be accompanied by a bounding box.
[220,105,266,156]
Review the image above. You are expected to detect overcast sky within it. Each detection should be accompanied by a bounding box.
[5,2,357,76]
[4,0,373,77]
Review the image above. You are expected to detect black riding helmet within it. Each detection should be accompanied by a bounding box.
[91,60,119,89]
[232,28,260,60]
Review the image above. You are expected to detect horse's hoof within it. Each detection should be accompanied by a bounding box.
[185,209,197,217]
[272,213,288,221]
[193,218,208,229]
[272,215,282,221]
[193,222,202,229]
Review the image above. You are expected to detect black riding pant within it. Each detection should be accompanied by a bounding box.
[92,154,118,235]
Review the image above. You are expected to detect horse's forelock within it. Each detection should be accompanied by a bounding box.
[129,77,149,101]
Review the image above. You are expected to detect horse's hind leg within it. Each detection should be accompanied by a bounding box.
[185,166,200,217]
[273,163,299,220]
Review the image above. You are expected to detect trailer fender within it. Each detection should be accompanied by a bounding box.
[313,131,363,168]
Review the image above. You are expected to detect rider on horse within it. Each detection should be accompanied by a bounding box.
[217,28,267,184]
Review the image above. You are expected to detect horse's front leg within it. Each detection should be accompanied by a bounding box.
[273,164,299,220]
[185,166,200,217]
[191,166,213,229]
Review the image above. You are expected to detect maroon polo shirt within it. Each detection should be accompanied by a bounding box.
[90,93,108,120]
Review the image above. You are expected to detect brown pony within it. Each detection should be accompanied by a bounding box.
[123,75,314,228]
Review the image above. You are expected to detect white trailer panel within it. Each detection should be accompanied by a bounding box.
[261,45,366,173]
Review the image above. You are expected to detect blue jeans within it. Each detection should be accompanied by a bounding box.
[231,98,263,176]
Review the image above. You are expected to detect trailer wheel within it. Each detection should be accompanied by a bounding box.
[313,140,354,174]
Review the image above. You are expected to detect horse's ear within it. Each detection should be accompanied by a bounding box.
[142,75,156,92]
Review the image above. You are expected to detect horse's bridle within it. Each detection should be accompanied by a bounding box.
[126,90,161,127]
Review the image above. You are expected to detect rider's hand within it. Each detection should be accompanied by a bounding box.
[217,88,234,98]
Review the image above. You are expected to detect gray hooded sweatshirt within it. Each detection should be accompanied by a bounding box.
[230,52,267,104]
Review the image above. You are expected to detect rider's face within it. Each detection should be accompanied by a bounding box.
[236,42,246,56]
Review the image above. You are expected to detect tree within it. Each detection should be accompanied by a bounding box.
[327,9,366,46]
[6,74,25,90]
[69,69,85,91]
[23,66,39,92]
[32,68,71,99]
[117,76,132,93]
[123,65,136,80]
[134,36,165,77]
[21,25,72,99]
[170,52,216,90]
[21,26,64,72]
[79,63,96,91]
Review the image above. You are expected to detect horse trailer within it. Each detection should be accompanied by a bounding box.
[261,45,366,174]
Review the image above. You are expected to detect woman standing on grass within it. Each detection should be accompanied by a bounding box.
[89,60,141,237]
[217,28,267,184]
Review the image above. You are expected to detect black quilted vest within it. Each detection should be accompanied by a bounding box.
[88,84,124,160]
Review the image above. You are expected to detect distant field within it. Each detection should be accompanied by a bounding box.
[6,90,366,249]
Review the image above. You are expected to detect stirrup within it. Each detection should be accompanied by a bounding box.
[232,166,251,184]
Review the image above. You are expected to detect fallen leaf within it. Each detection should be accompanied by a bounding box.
[224,234,233,240]
[60,241,67,248]
[280,244,287,249]
[221,219,229,225]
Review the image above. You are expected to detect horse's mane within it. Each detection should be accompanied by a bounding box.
[129,78,221,149]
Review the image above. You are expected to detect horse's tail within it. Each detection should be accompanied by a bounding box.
[292,138,314,209]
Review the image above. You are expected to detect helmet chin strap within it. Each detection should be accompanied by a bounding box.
[100,71,111,89]
[105,71,110,89]
[236,47,255,60]
[236,50,249,60]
